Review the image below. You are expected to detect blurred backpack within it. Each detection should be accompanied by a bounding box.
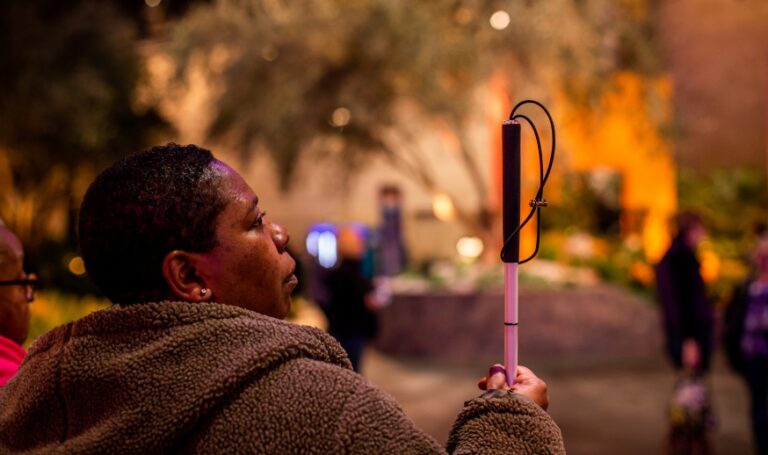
[666,373,715,455]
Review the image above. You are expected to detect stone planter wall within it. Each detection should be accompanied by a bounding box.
[374,285,663,363]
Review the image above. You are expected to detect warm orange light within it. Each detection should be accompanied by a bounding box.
[432,194,456,221]
[556,72,677,260]
[699,249,721,283]
[330,107,351,127]
[629,260,655,286]
[68,256,86,276]
[643,211,670,263]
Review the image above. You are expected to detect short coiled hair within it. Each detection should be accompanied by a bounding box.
[78,143,227,303]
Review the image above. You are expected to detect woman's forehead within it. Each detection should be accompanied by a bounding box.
[213,161,259,217]
[213,160,258,203]
[0,228,23,276]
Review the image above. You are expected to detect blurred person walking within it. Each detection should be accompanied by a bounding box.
[0,222,36,388]
[655,212,715,454]
[376,185,407,277]
[326,226,379,372]
[724,237,768,455]
[656,212,714,373]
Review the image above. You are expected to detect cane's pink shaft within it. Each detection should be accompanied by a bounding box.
[504,262,518,385]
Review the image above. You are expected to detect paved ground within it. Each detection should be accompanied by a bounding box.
[294,293,755,454]
[361,350,754,455]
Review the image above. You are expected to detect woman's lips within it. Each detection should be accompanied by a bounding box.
[284,272,298,287]
[283,260,297,285]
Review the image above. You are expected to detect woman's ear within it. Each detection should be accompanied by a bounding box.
[162,250,211,302]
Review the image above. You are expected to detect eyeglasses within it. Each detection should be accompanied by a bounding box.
[0,273,38,302]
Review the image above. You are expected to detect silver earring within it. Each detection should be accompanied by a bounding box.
[200,288,208,296]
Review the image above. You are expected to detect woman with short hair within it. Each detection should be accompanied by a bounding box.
[0,144,564,454]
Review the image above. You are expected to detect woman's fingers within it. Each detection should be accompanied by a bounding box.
[486,367,508,390]
[477,364,509,391]
[476,364,550,410]
[510,365,549,410]
[515,365,534,382]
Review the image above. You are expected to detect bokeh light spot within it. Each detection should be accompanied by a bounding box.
[490,11,510,30]
[432,194,456,221]
[456,236,484,260]
[68,256,86,276]
[331,107,351,127]
[261,45,278,62]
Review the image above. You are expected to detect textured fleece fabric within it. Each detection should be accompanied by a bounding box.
[0,302,564,454]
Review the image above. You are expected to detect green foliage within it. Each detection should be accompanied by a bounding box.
[0,0,168,184]
[172,0,661,188]
[542,172,622,235]
[678,169,767,303]
[678,169,767,249]
[27,291,109,346]
[0,0,171,295]
[173,0,494,185]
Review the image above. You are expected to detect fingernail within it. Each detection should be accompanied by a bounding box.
[488,365,506,377]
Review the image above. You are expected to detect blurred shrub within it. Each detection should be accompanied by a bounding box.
[27,291,109,347]
[678,169,767,305]
[536,168,766,303]
[26,291,311,347]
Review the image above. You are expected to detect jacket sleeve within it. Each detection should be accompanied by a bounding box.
[335,382,446,454]
[447,392,565,455]
[336,383,564,455]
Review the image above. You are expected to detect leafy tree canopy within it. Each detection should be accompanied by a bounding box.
[173,0,660,189]
[0,0,168,186]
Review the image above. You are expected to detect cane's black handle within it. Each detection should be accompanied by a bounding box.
[501,120,521,264]
[499,100,554,264]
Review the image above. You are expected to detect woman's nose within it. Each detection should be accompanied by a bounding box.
[271,222,290,252]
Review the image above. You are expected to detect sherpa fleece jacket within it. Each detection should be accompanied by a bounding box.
[0,302,565,454]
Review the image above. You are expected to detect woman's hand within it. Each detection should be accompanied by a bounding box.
[510,365,549,410]
[682,338,701,370]
[478,364,550,410]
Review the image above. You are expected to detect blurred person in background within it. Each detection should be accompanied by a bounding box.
[326,225,379,372]
[0,221,36,388]
[376,184,407,277]
[656,211,714,374]
[655,212,715,454]
[0,144,564,454]
[724,237,768,455]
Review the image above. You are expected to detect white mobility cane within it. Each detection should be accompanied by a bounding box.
[501,101,555,385]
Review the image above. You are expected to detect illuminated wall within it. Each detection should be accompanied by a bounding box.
[556,72,677,262]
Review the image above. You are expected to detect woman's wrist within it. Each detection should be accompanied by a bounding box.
[478,388,515,400]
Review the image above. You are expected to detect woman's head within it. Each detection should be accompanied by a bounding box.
[0,227,30,345]
[79,143,296,317]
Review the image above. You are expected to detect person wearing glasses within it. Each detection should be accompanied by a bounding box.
[0,224,36,388]
[0,145,563,454]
